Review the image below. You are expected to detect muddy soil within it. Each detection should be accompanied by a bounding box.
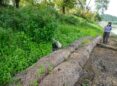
[75,37,117,86]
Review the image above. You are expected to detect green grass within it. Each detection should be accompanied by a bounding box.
[55,22,102,47]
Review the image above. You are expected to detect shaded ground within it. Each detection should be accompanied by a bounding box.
[75,37,117,86]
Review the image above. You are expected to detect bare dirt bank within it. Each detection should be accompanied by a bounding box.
[75,37,117,86]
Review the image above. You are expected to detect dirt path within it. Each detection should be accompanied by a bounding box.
[75,37,117,86]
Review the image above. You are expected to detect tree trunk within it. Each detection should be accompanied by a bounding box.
[97,43,117,51]
[77,0,84,9]
[0,0,3,6]
[86,0,92,9]
[15,0,20,8]
[62,6,66,14]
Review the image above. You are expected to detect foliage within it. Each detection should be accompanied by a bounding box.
[0,26,52,85]
[0,3,102,86]
[31,80,38,86]
[75,9,102,22]
[54,22,102,47]
[59,15,79,25]
[0,6,58,42]
[77,0,87,9]
[0,6,58,85]
[81,79,90,86]
[95,13,102,21]
[54,0,76,14]
[0,0,10,6]
[37,65,46,76]
[95,0,109,14]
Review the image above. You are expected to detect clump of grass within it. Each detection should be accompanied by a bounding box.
[31,80,38,86]
[36,63,53,77]
[81,79,90,86]
[82,39,91,45]
[37,65,46,77]
[55,22,102,47]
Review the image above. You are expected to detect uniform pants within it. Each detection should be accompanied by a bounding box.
[103,32,110,43]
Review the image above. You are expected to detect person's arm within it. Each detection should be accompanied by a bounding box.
[111,26,112,30]
[109,26,112,31]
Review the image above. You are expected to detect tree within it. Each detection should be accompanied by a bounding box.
[95,0,109,14]
[15,0,20,8]
[0,0,9,6]
[54,0,76,14]
[86,0,92,9]
[77,0,86,9]
[0,0,3,5]
[0,0,20,8]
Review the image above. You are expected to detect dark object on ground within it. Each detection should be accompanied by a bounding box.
[97,43,117,51]
[52,39,62,51]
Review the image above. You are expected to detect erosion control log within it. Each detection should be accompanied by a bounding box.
[13,37,92,86]
[39,36,101,86]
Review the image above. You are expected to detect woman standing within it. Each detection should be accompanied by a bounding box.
[103,22,112,44]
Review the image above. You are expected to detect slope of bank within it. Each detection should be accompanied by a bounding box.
[76,36,117,86]
[0,7,102,85]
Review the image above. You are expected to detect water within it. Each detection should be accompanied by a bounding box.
[112,29,117,35]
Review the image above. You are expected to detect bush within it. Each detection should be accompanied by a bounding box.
[0,6,58,85]
[58,14,79,25]
[75,9,101,22]
[64,15,79,25]
[95,13,102,21]
[0,6,58,42]
[0,27,52,85]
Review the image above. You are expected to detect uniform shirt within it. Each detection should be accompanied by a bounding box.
[104,25,112,32]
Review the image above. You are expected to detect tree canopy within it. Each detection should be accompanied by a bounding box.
[95,0,109,14]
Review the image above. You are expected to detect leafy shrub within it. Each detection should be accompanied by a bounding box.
[75,9,101,22]
[0,28,13,56]
[0,6,58,42]
[0,6,57,85]
[95,13,102,21]
[64,15,79,25]
[0,26,52,85]
[59,14,79,25]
